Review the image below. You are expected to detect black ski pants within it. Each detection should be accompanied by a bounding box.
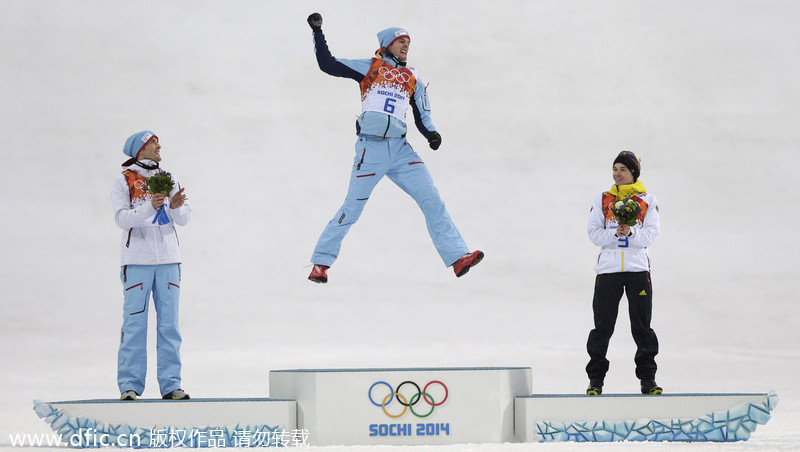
[586,271,659,380]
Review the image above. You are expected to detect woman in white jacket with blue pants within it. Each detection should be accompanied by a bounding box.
[585,151,662,396]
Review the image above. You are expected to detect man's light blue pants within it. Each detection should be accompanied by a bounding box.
[311,135,469,267]
[117,263,182,397]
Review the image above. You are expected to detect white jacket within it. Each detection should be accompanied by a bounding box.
[111,161,191,266]
[587,185,659,274]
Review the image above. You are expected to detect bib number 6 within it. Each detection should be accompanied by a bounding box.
[383,97,397,114]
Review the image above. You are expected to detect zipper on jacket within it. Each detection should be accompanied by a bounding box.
[126,228,133,248]
[155,226,160,264]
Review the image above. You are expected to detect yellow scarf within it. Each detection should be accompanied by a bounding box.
[609,179,647,199]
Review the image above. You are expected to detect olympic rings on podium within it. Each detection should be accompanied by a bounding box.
[368,380,449,418]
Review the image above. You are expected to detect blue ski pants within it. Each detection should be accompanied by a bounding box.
[311,135,469,267]
[117,263,182,396]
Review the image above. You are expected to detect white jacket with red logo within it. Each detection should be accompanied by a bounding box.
[111,161,191,266]
[587,181,659,274]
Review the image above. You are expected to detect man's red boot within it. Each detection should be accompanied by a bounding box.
[452,250,484,277]
[308,264,329,283]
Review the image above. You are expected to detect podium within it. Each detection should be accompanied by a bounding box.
[269,367,531,446]
[35,366,778,447]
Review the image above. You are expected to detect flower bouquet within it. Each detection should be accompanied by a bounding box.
[146,171,174,225]
[610,197,641,226]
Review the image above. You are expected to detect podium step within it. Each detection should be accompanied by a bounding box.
[33,398,297,448]
[269,366,532,446]
[515,392,779,442]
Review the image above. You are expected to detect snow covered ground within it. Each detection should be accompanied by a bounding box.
[1,0,798,450]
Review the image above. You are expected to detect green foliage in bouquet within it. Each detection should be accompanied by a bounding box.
[610,197,641,226]
[146,171,174,196]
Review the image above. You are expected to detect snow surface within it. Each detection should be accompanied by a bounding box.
[1,0,798,450]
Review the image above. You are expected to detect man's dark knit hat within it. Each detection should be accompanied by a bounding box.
[614,150,640,181]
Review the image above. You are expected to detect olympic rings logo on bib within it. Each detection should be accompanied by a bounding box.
[368,380,449,418]
[378,67,411,83]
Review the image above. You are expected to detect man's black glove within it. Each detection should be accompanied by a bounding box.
[428,132,442,150]
[307,13,323,32]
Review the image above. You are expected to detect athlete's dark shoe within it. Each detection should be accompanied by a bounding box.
[641,379,663,395]
[586,378,604,396]
[452,251,484,277]
[120,390,138,401]
[308,265,329,284]
[162,389,190,400]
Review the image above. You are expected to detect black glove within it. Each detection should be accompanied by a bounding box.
[307,13,323,32]
[428,132,442,150]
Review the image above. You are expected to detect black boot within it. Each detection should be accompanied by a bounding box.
[586,378,604,395]
[641,379,663,395]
